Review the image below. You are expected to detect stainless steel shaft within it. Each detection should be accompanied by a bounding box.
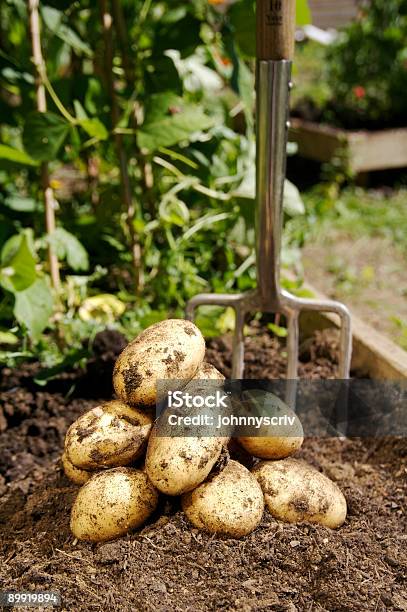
[256,60,291,311]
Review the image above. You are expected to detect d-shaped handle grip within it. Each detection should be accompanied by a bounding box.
[256,0,296,60]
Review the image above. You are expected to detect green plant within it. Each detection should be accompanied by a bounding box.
[0,0,307,371]
[324,0,407,128]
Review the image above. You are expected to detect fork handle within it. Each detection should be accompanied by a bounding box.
[256,0,296,60]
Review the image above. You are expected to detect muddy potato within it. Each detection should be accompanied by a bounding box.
[238,431,303,460]
[145,426,226,495]
[61,452,91,485]
[70,467,159,542]
[237,391,303,460]
[182,460,264,537]
[145,360,228,495]
[65,400,152,470]
[253,458,347,529]
[113,319,205,408]
[192,362,225,381]
[183,361,226,410]
[238,408,303,460]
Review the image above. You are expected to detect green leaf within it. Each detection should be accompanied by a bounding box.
[0,144,37,166]
[138,93,214,151]
[4,194,38,212]
[297,0,311,26]
[159,197,190,227]
[50,227,89,271]
[41,6,92,56]
[268,322,288,338]
[0,234,37,293]
[0,330,19,345]
[231,56,255,126]
[283,180,305,216]
[23,112,70,161]
[2,67,34,85]
[1,229,36,260]
[14,278,53,341]
[229,0,255,57]
[79,118,108,141]
[34,347,89,386]
[40,5,62,30]
[74,99,88,120]
[57,24,92,56]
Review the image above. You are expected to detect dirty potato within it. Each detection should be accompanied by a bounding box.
[192,362,225,380]
[182,460,264,537]
[70,467,159,542]
[237,391,303,460]
[61,452,91,485]
[238,406,303,460]
[65,400,152,470]
[113,319,205,408]
[145,426,226,495]
[253,458,347,529]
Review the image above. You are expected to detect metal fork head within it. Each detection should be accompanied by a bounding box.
[185,289,352,381]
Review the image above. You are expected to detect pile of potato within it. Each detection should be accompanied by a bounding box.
[63,319,347,542]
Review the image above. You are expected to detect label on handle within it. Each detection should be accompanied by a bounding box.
[266,0,283,26]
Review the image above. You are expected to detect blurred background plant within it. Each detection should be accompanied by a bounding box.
[0,0,308,370]
[292,0,407,129]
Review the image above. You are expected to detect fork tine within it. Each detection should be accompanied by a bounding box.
[282,291,352,378]
[286,310,299,379]
[285,310,299,408]
[232,306,245,379]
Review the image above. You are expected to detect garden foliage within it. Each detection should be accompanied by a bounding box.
[0,0,306,367]
[298,0,407,129]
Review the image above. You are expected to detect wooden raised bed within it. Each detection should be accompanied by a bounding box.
[308,0,357,29]
[300,284,407,380]
[289,118,407,174]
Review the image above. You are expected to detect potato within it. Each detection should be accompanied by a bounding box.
[145,426,226,495]
[182,361,226,411]
[192,362,225,381]
[253,458,347,529]
[70,467,158,542]
[145,359,228,495]
[113,319,205,408]
[61,452,91,485]
[238,405,303,460]
[65,400,152,470]
[182,460,264,537]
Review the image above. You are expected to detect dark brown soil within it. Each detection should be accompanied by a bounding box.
[206,327,340,380]
[0,329,406,611]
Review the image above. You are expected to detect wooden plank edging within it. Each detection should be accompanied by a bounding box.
[289,119,407,173]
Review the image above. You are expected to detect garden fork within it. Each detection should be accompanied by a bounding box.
[186,0,352,389]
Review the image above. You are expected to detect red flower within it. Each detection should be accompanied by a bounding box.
[353,85,366,99]
[219,56,232,67]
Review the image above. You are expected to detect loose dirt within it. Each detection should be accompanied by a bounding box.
[0,329,405,611]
